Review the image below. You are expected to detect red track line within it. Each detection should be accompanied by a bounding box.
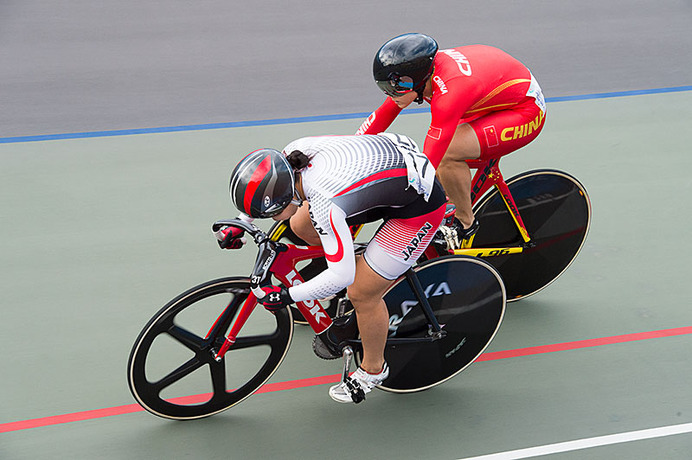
[476,326,692,361]
[2,326,690,434]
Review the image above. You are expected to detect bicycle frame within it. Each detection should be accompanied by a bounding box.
[210,242,334,361]
[420,157,533,260]
[467,157,530,241]
[209,218,447,361]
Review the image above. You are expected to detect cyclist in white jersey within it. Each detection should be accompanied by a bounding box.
[220,133,446,403]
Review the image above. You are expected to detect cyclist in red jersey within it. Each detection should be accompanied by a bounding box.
[359,33,547,249]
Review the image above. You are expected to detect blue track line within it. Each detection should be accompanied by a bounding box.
[2,85,691,144]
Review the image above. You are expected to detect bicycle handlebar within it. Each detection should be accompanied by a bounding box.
[212,219,286,298]
[212,219,268,245]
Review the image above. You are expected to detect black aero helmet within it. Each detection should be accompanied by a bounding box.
[373,33,438,102]
[229,148,295,218]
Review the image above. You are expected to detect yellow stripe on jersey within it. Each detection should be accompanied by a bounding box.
[468,78,531,113]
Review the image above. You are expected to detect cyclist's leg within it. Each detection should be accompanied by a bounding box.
[440,98,547,228]
[331,189,445,401]
[346,257,391,374]
[357,201,446,368]
[436,123,479,228]
[349,200,445,370]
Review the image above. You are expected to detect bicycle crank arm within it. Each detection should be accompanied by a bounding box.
[341,346,354,382]
[344,333,448,348]
[385,334,447,345]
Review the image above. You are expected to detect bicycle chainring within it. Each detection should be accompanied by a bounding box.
[312,335,340,360]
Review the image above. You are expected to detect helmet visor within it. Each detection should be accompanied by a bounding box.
[260,205,289,218]
[376,75,414,98]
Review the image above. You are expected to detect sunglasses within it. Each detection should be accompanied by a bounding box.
[376,75,415,98]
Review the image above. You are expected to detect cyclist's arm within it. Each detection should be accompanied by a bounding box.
[356,97,402,135]
[287,205,356,302]
[423,87,470,168]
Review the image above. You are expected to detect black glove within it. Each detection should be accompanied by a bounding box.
[215,225,246,249]
[256,285,293,312]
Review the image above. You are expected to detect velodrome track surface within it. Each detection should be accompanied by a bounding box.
[2,2,692,459]
[2,88,692,460]
[2,1,692,137]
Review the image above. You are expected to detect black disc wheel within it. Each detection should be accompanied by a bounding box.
[369,256,506,392]
[472,170,591,301]
[127,277,293,420]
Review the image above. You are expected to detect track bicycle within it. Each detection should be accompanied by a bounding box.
[127,218,506,420]
[280,157,590,324]
[442,158,592,301]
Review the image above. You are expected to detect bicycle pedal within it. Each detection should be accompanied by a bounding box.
[346,378,366,404]
[436,225,460,251]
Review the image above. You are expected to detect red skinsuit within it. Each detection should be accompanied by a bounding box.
[358,45,546,168]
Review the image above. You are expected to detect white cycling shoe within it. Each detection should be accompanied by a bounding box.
[329,362,389,404]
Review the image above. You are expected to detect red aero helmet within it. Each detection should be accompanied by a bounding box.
[229,148,295,218]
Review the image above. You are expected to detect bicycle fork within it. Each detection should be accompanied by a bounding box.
[211,292,258,362]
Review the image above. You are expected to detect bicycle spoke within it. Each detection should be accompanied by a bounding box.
[206,295,245,340]
[209,360,228,397]
[153,356,205,392]
[167,324,205,351]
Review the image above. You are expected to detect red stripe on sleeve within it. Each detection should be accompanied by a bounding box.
[324,210,344,263]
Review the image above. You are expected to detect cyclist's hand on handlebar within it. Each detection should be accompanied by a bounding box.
[256,285,293,312]
[215,225,246,249]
